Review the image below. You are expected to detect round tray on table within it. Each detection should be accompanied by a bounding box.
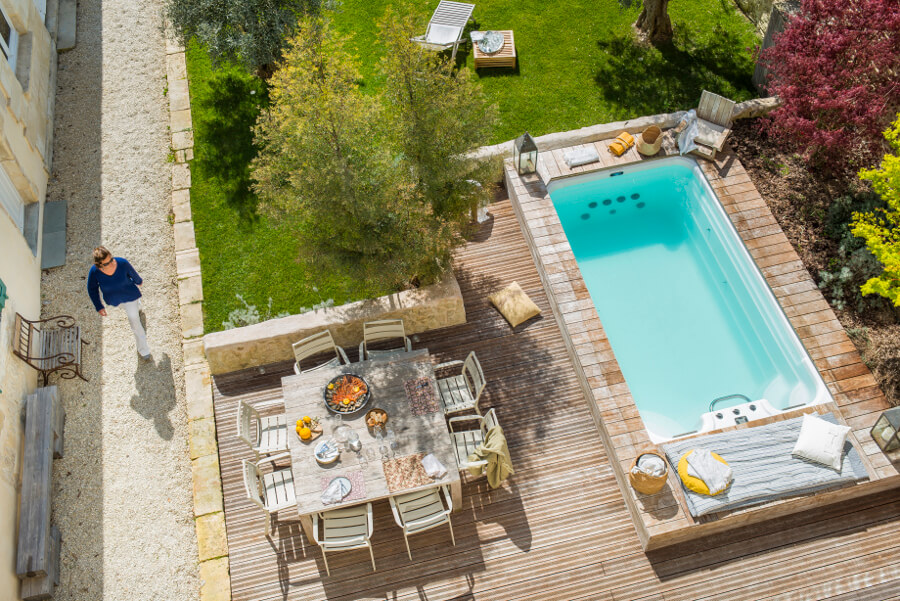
[477,31,505,54]
[323,373,371,415]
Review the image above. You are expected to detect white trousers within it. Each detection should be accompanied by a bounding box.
[119,299,151,356]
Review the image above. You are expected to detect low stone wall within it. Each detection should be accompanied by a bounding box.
[203,273,466,375]
[473,99,778,165]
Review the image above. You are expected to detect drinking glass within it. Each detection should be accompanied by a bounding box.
[386,428,399,454]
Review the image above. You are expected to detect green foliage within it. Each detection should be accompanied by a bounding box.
[222,294,291,330]
[166,0,317,73]
[185,40,386,332]
[253,16,498,291]
[818,190,886,313]
[378,9,499,225]
[851,115,900,306]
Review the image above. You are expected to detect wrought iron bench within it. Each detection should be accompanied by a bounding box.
[13,314,88,385]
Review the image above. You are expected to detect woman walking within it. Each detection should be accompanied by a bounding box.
[87,246,151,359]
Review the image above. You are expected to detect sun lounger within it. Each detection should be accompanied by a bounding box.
[662,413,868,518]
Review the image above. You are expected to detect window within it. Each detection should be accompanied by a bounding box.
[0,164,24,231]
[0,8,18,67]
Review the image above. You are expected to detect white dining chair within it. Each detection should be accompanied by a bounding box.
[448,408,500,476]
[389,486,455,559]
[312,503,377,576]
[359,319,413,360]
[236,399,289,459]
[292,330,350,375]
[242,453,296,536]
[435,351,486,416]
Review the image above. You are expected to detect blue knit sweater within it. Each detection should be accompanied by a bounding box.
[87,258,143,311]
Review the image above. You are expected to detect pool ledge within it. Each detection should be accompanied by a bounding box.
[505,144,900,551]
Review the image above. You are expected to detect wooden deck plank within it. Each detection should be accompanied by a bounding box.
[212,192,900,600]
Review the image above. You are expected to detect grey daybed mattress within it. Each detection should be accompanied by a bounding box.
[662,413,868,518]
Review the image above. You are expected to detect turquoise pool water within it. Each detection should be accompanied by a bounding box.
[548,157,827,440]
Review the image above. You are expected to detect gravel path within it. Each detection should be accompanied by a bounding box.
[41,0,200,599]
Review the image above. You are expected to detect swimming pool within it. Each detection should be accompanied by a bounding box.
[548,157,830,441]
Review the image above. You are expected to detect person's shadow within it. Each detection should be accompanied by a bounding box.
[130,353,176,440]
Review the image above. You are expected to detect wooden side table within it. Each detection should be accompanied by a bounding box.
[472,30,516,69]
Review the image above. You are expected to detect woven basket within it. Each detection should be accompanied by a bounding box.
[628,450,669,495]
[636,125,663,156]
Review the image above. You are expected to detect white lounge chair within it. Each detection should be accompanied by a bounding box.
[411,1,475,61]
[242,453,296,536]
[693,90,736,160]
[312,504,377,576]
[236,399,289,460]
[359,319,413,361]
[389,486,455,559]
[292,330,350,375]
[436,351,486,416]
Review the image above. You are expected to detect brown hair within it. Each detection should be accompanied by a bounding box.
[93,246,111,266]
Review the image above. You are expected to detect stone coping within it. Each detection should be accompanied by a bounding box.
[471,97,780,162]
[203,274,466,375]
[505,141,900,551]
[165,32,230,601]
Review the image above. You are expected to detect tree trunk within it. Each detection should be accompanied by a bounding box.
[635,0,673,44]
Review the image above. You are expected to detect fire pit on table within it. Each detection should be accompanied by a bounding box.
[323,373,371,415]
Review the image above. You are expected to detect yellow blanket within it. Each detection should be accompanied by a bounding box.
[468,426,515,488]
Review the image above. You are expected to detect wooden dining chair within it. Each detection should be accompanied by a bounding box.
[236,400,289,459]
[312,503,376,576]
[358,319,413,360]
[448,408,500,476]
[389,486,455,559]
[242,453,296,536]
[292,330,350,375]
[436,351,486,416]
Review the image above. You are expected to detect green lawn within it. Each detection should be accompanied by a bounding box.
[185,41,386,333]
[186,2,759,332]
[333,0,760,143]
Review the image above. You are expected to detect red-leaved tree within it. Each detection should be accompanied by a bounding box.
[760,0,900,174]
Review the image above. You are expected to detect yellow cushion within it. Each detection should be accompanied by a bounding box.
[678,450,729,496]
[489,282,541,328]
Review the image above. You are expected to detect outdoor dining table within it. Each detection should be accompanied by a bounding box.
[281,349,462,544]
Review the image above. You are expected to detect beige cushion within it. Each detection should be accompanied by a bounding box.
[489,282,541,328]
[695,119,729,150]
[791,413,851,471]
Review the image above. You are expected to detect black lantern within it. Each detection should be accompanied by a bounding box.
[871,407,900,452]
[514,132,538,175]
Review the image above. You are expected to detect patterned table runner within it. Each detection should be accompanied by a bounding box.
[382,453,432,492]
[404,377,440,416]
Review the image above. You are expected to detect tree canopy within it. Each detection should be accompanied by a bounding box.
[252,15,498,291]
[760,0,900,173]
[166,0,319,74]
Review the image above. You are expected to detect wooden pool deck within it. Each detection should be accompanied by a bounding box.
[508,139,900,551]
[212,182,900,598]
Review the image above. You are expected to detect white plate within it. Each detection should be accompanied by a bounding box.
[329,477,352,499]
[314,439,340,464]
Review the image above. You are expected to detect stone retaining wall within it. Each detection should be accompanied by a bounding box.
[471,98,779,164]
[203,274,466,375]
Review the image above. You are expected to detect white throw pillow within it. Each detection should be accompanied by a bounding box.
[791,414,851,471]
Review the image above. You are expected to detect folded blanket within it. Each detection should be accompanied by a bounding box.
[686,448,733,495]
[563,147,600,167]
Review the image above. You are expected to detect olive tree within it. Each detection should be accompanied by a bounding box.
[166,0,318,75]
